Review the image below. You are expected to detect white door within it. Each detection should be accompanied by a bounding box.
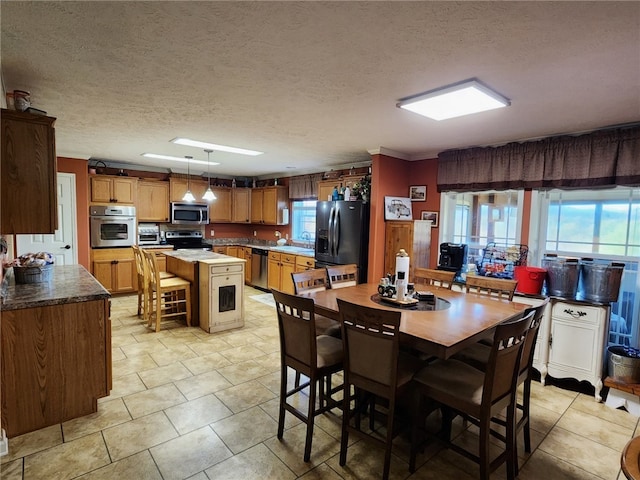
[17,172,77,265]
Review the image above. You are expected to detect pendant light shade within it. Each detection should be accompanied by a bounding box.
[202,149,217,201]
[182,155,195,202]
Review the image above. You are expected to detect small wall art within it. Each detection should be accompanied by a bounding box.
[421,210,439,227]
[384,196,413,220]
[409,185,426,201]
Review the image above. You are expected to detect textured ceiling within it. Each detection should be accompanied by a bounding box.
[1,1,639,179]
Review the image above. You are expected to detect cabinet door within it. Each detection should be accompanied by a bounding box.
[137,181,170,221]
[213,246,227,254]
[156,253,167,273]
[232,189,251,223]
[112,178,137,204]
[227,246,240,258]
[262,188,278,224]
[190,180,210,202]
[114,259,136,293]
[90,177,113,203]
[384,221,414,277]
[251,189,264,223]
[170,178,189,202]
[268,256,281,290]
[92,260,115,291]
[317,180,337,202]
[1,109,57,234]
[281,258,295,294]
[210,187,232,222]
[295,256,315,272]
[243,248,253,283]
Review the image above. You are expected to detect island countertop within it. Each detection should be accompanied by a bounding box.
[164,249,246,264]
[0,265,110,312]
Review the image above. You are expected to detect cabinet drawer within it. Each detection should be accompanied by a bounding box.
[552,302,603,324]
[210,264,243,275]
[269,251,281,261]
[296,256,315,269]
[281,254,295,264]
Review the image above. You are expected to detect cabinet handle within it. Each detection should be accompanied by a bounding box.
[563,308,587,318]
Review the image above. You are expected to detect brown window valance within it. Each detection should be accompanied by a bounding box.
[437,125,640,192]
[288,173,324,199]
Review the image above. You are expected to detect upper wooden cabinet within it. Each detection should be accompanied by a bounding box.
[90,175,137,204]
[137,180,170,222]
[169,177,209,203]
[209,187,232,223]
[232,188,251,223]
[1,109,57,234]
[251,186,289,225]
[317,174,362,201]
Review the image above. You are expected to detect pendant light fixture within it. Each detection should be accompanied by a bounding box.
[202,149,217,201]
[182,155,196,202]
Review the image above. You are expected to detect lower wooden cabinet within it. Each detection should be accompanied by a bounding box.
[91,248,137,293]
[295,255,315,272]
[268,251,295,294]
[243,247,253,284]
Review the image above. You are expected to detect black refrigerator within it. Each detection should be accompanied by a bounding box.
[315,200,370,284]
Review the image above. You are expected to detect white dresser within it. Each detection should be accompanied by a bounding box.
[199,260,245,333]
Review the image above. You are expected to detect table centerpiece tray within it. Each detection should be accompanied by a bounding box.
[378,295,419,307]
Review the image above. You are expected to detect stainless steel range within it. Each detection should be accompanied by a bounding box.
[164,231,211,250]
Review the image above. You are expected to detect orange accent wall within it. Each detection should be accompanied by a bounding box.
[57,157,90,269]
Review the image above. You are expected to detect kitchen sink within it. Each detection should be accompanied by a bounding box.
[270,245,315,256]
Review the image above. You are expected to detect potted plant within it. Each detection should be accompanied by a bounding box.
[351,174,371,202]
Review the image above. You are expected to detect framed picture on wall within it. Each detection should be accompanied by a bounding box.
[384,196,413,220]
[421,211,439,227]
[409,185,427,201]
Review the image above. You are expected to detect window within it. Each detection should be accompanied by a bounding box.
[291,200,317,247]
[533,187,640,348]
[441,190,523,262]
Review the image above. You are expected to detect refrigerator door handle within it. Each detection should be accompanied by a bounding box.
[333,208,340,256]
[329,205,336,256]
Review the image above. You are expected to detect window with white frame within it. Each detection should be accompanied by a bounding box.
[290,200,317,247]
[440,190,524,263]
[532,187,640,348]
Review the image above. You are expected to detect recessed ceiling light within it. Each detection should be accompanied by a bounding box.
[171,138,263,156]
[397,79,510,121]
[141,153,219,166]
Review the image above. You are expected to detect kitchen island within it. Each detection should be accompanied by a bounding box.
[164,250,246,333]
[0,265,111,438]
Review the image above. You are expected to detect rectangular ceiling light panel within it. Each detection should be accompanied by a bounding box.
[397,79,510,121]
[142,153,218,166]
[171,138,263,156]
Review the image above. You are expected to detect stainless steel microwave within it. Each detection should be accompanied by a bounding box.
[170,202,209,225]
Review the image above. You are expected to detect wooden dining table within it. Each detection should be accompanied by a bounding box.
[304,283,530,360]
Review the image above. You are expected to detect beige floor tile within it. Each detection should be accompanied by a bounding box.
[165,393,233,434]
[23,431,110,480]
[120,338,170,358]
[124,382,187,418]
[219,330,264,347]
[254,338,281,355]
[175,369,233,400]
[112,353,159,377]
[219,344,270,363]
[217,358,275,384]
[297,463,345,479]
[260,397,303,430]
[517,448,604,480]
[204,443,296,480]
[213,405,278,453]
[138,361,193,388]
[110,333,137,348]
[63,397,132,441]
[182,351,233,375]
[528,401,564,435]
[253,351,282,371]
[410,453,476,480]
[0,424,62,464]
[186,472,209,480]
[557,407,634,451]
[148,344,198,366]
[186,337,234,356]
[324,438,408,480]
[537,425,621,479]
[265,422,341,476]
[529,382,578,413]
[151,426,233,480]
[574,392,640,430]
[216,380,277,413]
[107,371,147,399]
[0,458,23,479]
[251,325,280,341]
[76,450,162,479]
[111,347,126,361]
[103,411,178,461]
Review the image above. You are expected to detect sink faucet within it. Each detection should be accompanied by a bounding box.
[301,231,312,249]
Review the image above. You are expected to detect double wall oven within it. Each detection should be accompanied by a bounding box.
[90,206,136,248]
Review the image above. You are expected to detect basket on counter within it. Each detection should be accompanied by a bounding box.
[13,263,54,284]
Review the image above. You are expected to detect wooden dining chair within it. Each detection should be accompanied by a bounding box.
[337,298,424,480]
[271,288,343,462]
[292,268,340,337]
[450,298,549,474]
[326,264,358,289]
[409,310,533,480]
[143,249,191,332]
[133,245,174,317]
[465,275,518,300]
[413,267,456,289]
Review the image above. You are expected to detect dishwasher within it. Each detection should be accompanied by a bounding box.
[251,247,269,290]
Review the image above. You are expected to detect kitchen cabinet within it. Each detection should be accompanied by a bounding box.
[384,220,431,281]
[90,175,137,204]
[227,246,240,258]
[317,174,362,201]
[169,177,210,203]
[232,188,251,223]
[199,262,245,333]
[137,180,170,222]
[213,246,227,255]
[209,187,232,222]
[243,247,253,284]
[512,294,552,379]
[544,300,608,401]
[250,186,289,225]
[295,255,315,272]
[268,251,295,293]
[91,248,137,293]
[1,108,57,234]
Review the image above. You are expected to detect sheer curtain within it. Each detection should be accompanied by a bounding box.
[437,125,640,192]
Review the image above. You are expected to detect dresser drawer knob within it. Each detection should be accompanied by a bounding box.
[564,308,587,318]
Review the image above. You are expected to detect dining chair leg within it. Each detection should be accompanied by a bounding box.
[304,377,317,462]
[382,397,395,480]
[277,366,287,440]
[339,389,350,467]
[506,403,517,480]
[479,415,491,480]
[523,379,532,453]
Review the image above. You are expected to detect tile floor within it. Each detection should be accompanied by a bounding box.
[1,286,638,480]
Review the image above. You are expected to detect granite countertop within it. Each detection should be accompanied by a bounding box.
[0,265,110,312]
[164,249,246,264]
